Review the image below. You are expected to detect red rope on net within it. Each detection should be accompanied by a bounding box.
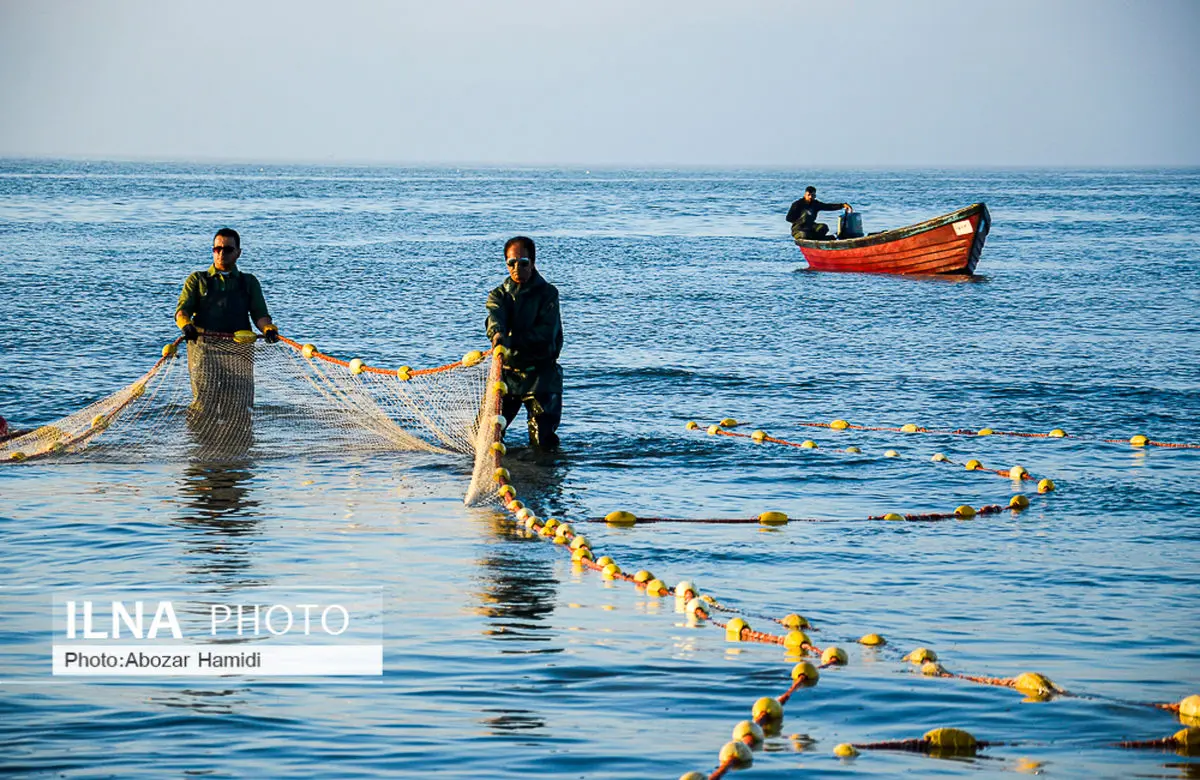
[279,334,477,376]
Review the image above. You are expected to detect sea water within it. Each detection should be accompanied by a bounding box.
[1,161,1198,778]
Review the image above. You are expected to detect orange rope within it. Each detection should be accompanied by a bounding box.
[853,425,927,433]
[713,428,862,453]
[279,334,475,376]
[918,669,1076,699]
[952,673,1015,687]
[706,756,738,780]
[708,417,1200,450]
[1103,438,1200,449]
[581,516,814,524]
[867,505,1005,522]
[854,738,930,752]
[412,360,468,377]
[990,430,1057,438]
[723,428,1048,485]
[692,601,821,632]
[776,676,809,706]
[580,506,1019,525]
[931,456,1042,483]
[763,433,837,449]
[708,619,819,653]
[1117,736,1186,750]
[853,737,999,752]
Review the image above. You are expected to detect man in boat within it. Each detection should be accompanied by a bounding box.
[786,186,853,241]
[485,236,564,450]
[175,228,279,419]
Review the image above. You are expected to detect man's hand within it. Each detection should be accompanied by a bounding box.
[262,324,280,344]
[491,333,507,348]
[181,323,199,342]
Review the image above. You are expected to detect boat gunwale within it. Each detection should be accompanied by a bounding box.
[793,203,988,251]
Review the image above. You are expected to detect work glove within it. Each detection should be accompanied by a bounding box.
[181,323,199,342]
[262,325,280,344]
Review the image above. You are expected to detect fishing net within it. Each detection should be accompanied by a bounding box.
[464,351,506,507]
[0,333,502,505]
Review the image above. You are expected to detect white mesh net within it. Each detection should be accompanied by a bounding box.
[1,334,502,506]
[464,351,506,507]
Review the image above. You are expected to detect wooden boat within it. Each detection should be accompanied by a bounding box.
[794,203,990,275]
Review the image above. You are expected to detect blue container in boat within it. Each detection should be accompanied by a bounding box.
[838,212,864,239]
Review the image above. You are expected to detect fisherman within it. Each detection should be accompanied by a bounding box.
[786,186,853,241]
[175,228,278,418]
[485,236,564,450]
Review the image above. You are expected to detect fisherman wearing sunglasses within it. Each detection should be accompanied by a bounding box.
[485,236,564,450]
[174,228,278,422]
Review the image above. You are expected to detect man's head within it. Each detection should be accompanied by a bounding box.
[803,186,816,202]
[504,235,536,285]
[212,228,241,272]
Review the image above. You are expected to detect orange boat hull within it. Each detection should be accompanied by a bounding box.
[795,203,990,275]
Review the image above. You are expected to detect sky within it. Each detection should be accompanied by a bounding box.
[0,0,1197,167]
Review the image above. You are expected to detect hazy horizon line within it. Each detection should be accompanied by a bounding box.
[3,154,1198,173]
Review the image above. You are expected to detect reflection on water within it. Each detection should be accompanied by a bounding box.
[480,708,546,733]
[178,460,260,527]
[147,688,247,716]
[1166,761,1200,779]
[505,453,572,519]
[472,458,570,646]
[795,267,988,283]
[175,457,263,585]
[473,512,559,649]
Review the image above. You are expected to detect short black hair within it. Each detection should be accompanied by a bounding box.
[214,227,241,249]
[804,186,816,195]
[504,235,536,262]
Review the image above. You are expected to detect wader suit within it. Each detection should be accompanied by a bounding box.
[176,266,270,419]
[485,271,564,448]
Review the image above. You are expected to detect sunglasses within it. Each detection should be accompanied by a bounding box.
[212,246,238,254]
[506,258,531,268]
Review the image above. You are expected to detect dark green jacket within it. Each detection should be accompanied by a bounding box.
[786,197,846,228]
[176,265,269,333]
[485,272,563,370]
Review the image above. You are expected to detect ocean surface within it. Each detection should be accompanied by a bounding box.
[1,161,1198,778]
